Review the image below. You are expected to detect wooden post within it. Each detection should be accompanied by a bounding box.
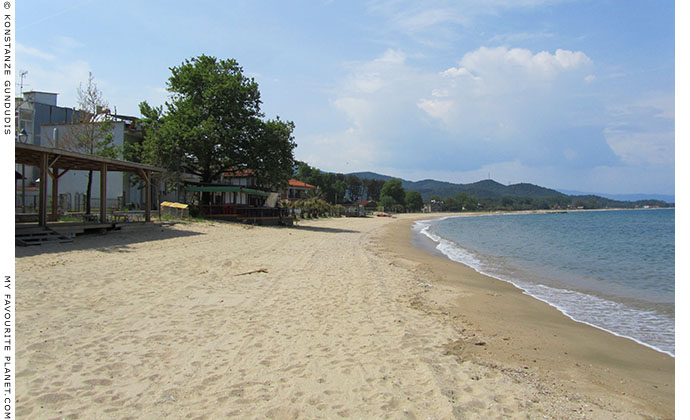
[48,167,69,222]
[145,170,151,222]
[38,152,48,227]
[50,170,58,222]
[48,156,61,222]
[100,163,107,223]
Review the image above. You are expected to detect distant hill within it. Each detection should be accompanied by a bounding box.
[347,172,394,182]
[347,171,672,207]
[557,189,675,204]
[348,172,567,200]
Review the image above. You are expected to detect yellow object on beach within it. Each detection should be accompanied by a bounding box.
[161,201,189,210]
[160,201,190,218]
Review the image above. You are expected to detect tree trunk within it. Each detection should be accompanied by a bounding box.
[85,170,93,214]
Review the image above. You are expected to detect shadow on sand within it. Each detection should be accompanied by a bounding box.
[15,223,205,258]
[290,224,360,234]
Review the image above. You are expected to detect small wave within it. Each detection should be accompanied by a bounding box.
[412,220,675,357]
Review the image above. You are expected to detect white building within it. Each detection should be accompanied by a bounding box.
[15,91,76,211]
[40,118,148,211]
[15,90,163,213]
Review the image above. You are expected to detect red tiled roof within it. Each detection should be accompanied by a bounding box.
[288,179,316,188]
[223,168,255,177]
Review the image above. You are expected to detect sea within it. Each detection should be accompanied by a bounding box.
[413,209,675,357]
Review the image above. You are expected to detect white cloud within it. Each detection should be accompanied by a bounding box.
[366,0,573,46]
[333,97,374,127]
[605,130,674,166]
[53,35,84,52]
[417,46,594,147]
[16,37,143,114]
[441,66,480,80]
[455,47,592,85]
[16,43,55,61]
[296,127,384,174]
[488,31,555,45]
[17,57,92,106]
[17,37,92,107]
[603,92,675,167]
[416,99,454,123]
[302,44,671,196]
[322,46,599,167]
[392,8,468,32]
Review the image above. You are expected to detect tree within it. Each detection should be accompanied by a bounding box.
[140,55,295,203]
[379,195,396,212]
[294,161,321,187]
[332,177,347,204]
[346,174,363,202]
[247,117,296,190]
[380,178,405,205]
[463,195,479,211]
[363,178,385,201]
[405,190,423,212]
[59,73,119,214]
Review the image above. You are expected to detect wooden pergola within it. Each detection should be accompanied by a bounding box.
[15,143,165,226]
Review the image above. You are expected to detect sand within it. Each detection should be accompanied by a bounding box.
[15,214,674,419]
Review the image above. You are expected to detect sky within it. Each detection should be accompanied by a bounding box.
[16,0,677,196]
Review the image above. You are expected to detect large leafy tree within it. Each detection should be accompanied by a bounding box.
[247,117,296,190]
[346,174,363,202]
[363,178,385,201]
[139,55,295,197]
[380,178,406,206]
[405,190,423,212]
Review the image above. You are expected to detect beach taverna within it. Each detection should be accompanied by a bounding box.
[183,169,315,224]
[15,142,164,227]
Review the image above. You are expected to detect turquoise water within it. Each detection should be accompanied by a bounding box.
[414,209,675,356]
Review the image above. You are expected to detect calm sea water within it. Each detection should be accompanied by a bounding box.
[414,209,675,356]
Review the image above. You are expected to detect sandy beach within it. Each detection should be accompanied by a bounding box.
[15,214,674,419]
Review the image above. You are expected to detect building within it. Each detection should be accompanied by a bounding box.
[343,200,377,217]
[40,115,149,211]
[184,169,274,219]
[15,91,77,211]
[281,179,316,201]
[15,91,162,213]
[183,170,315,223]
[423,199,445,213]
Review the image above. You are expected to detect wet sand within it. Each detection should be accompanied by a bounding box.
[383,213,674,419]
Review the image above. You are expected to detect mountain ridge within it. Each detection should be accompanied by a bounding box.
[347,171,673,204]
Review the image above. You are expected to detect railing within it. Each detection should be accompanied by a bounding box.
[199,204,244,217]
[198,204,283,219]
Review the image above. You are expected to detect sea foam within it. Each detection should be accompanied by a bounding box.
[413,213,675,357]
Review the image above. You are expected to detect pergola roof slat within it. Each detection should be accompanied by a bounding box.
[15,142,165,173]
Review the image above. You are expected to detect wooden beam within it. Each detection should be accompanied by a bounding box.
[137,168,150,184]
[100,163,108,223]
[49,155,61,168]
[51,168,70,179]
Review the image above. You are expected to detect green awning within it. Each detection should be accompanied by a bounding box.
[184,185,271,196]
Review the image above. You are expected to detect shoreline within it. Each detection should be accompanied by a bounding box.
[377,213,674,418]
[410,211,675,358]
[15,216,674,418]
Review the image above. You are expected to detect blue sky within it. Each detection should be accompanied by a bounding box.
[17,0,676,195]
